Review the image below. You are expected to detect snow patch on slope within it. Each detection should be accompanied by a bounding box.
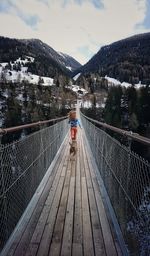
[105,76,148,88]
[0,56,54,86]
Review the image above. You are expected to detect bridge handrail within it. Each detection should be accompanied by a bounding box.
[0,118,69,251]
[0,116,68,135]
[80,112,150,146]
[81,113,150,255]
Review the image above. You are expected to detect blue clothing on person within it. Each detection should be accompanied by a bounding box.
[68,119,81,128]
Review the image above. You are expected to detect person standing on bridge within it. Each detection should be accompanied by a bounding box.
[68,110,82,140]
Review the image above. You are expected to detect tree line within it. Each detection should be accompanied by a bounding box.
[81,85,150,160]
[0,81,76,144]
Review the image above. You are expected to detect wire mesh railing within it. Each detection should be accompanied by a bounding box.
[81,113,150,256]
[0,118,69,251]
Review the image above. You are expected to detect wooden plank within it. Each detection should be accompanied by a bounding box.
[80,135,85,178]
[72,243,83,256]
[82,136,106,256]
[84,137,118,256]
[60,176,75,256]
[72,138,83,256]
[91,178,118,256]
[36,176,65,256]
[26,147,69,256]
[82,177,94,256]
[71,157,76,177]
[8,140,68,256]
[48,157,72,256]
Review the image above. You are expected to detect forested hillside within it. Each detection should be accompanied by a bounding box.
[0,36,82,138]
[0,80,77,143]
[75,32,150,85]
[0,36,81,78]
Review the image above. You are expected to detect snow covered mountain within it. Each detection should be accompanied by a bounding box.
[74,32,150,85]
[20,39,81,72]
[58,52,81,72]
[0,36,81,79]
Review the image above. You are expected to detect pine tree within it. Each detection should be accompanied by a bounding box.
[104,86,122,127]
[138,86,150,126]
[129,112,139,131]
[3,96,22,143]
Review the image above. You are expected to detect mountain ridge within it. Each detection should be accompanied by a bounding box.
[74,32,150,85]
[0,36,81,78]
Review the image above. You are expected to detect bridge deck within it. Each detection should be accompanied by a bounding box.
[5,130,121,256]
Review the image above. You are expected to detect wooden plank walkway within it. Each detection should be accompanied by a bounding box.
[3,129,122,256]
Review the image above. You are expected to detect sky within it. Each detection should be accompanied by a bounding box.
[0,0,150,64]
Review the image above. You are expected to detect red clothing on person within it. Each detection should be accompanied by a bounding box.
[71,127,77,140]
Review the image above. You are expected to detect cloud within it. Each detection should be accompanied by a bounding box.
[78,45,96,60]
[142,0,150,29]
[47,0,104,9]
[0,2,10,13]
[19,14,40,30]
[0,0,14,13]
[91,0,104,9]
[0,13,36,38]
[0,0,41,29]
[72,0,104,9]
[37,0,49,6]
[0,0,149,64]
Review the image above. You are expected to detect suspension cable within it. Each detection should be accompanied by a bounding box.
[0,116,68,135]
[80,112,150,146]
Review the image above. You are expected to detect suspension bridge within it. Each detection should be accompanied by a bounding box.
[0,106,150,256]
